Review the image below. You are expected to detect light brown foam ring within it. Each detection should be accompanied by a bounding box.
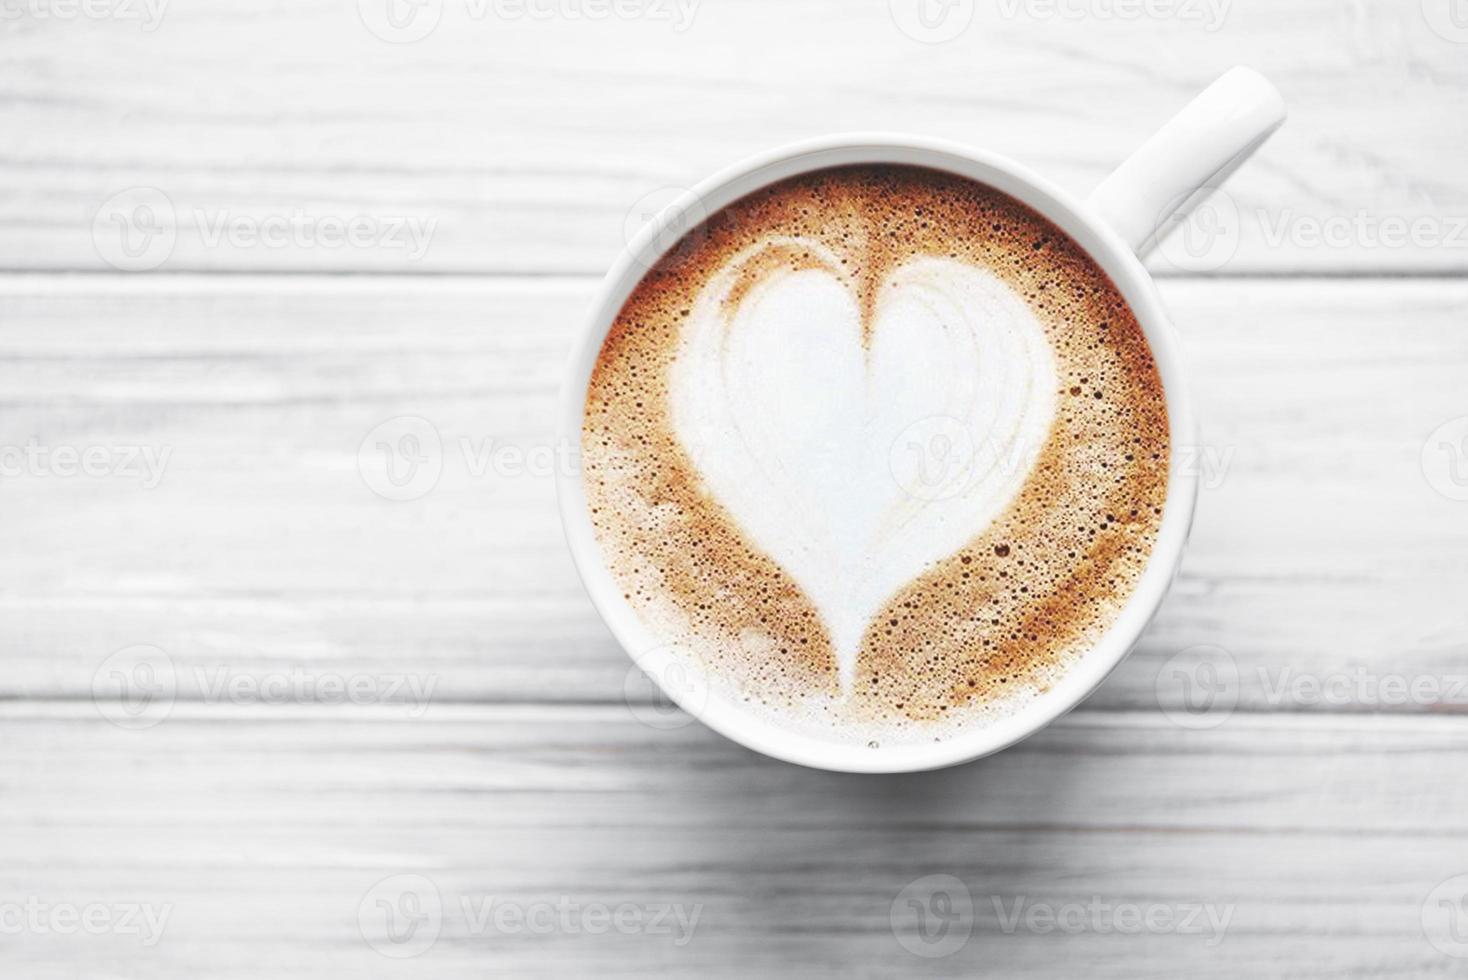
[583,165,1170,734]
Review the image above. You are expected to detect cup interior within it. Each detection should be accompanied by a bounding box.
[557,135,1200,773]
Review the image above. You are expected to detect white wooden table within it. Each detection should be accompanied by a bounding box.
[4,1,1468,976]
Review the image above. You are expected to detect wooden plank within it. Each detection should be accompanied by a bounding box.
[2,703,1467,977]
[3,0,1467,274]
[1,275,1464,717]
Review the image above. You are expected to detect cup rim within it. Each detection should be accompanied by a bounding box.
[555,132,1200,773]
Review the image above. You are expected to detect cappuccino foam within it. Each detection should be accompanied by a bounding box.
[583,165,1169,746]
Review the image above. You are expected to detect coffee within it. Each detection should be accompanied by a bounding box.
[582,165,1169,746]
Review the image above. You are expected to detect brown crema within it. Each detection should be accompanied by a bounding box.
[582,164,1169,743]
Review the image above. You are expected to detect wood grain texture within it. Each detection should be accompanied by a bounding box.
[7,4,1468,976]
[1,275,1464,718]
[4,702,1468,978]
[2,0,1466,274]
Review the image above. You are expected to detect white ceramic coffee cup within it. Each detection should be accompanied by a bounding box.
[558,67,1286,773]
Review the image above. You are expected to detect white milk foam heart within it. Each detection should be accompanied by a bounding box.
[669,237,1058,691]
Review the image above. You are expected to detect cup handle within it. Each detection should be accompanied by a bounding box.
[1087,66,1287,258]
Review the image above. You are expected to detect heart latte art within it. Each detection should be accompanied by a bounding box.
[669,241,1056,690]
[584,166,1170,745]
